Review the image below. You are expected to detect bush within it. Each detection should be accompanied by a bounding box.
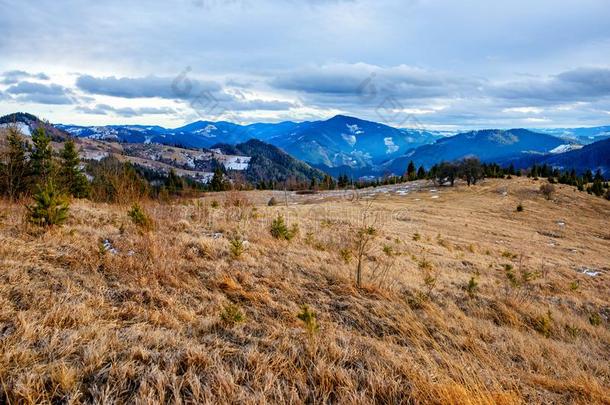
[533,310,553,338]
[465,276,479,298]
[297,305,319,335]
[270,214,298,241]
[516,203,524,212]
[589,312,602,326]
[267,197,278,206]
[27,182,69,228]
[128,203,153,230]
[339,248,352,263]
[540,183,556,200]
[229,236,245,258]
[220,303,245,325]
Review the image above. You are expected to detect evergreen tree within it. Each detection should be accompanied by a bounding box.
[584,169,593,183]
[59,139,89,198]
[210,167,225,192]
[591,179,604,196]
[165,169,184,195]
[406,160,416,181]
[27,181,69,227]
[30,127,54,185]
[417,165,426,179]
[0,126,31,200]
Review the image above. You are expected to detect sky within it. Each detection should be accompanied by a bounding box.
[1,0,610,130]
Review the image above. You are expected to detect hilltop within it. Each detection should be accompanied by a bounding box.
[0,177,608,403]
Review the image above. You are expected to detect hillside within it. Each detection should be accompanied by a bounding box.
[382,129,569,173]
[57,115,446,174]
[2,113,328,186]
[506,138,610,176]
[0,112,68,141]
[212,139,327,184]
[0,178,608,403]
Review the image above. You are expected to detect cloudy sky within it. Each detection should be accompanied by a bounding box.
[1,0,610,130]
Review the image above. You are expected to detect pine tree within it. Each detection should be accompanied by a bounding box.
[406,161,416,181]
[59,139,89,198]
[30,127,54,185]
[0,126,31,200]
[591,179,604,197]
[27,181,69,227]
[210,167,225,192]
[165,169,184,195]
[417,165,426,179]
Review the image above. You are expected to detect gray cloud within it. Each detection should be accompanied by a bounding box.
[271,63,481,100]
[76,75,221,99]
[76,104,176,117]
[491,67,610,103]
[6,81,73,105]
[1,70,50,85]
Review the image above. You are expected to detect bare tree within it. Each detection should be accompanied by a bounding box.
[354,200,378,287]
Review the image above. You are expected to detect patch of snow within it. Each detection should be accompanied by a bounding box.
[222,155,251,171]
[342,133,357,147]
[194,124,218,137]
[550,144,583,154]
[579,267,601,277]
[0,122,31,136]
[82,151,109,161]
[346,124,364,135]
[102,239,118,255]
[384,137,399,154]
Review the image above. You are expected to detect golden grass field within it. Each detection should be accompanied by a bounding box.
[0,177,608,404]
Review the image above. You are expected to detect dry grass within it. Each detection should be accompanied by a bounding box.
[0,178,608,404]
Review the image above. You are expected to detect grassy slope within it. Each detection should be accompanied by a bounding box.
[0,178,608,404]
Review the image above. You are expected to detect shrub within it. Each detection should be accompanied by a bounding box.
[220,303,245,325]
[339,248,352,263]
[423,273,437,295]
[565,324,580,339]
[412,232,421,241]
[533,310,553,338]
[270,214,298,241]
[382,244,394,256]
[27,182,69,228]
[229,236,245,258]
[465,276,479,298]
[128,203,153,230]
[210,200,220,208]
[297,305,319,335]
[589,312,602,326]
[516,203,524,212]
[267,197,278,206]
[540,183,556,200]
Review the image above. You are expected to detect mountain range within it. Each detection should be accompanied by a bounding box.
[3,112,610,179]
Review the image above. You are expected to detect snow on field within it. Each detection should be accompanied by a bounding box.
[0,122,31,136]
[550,144,583,154]
[222,155,251,171]
[82,150,109,161]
